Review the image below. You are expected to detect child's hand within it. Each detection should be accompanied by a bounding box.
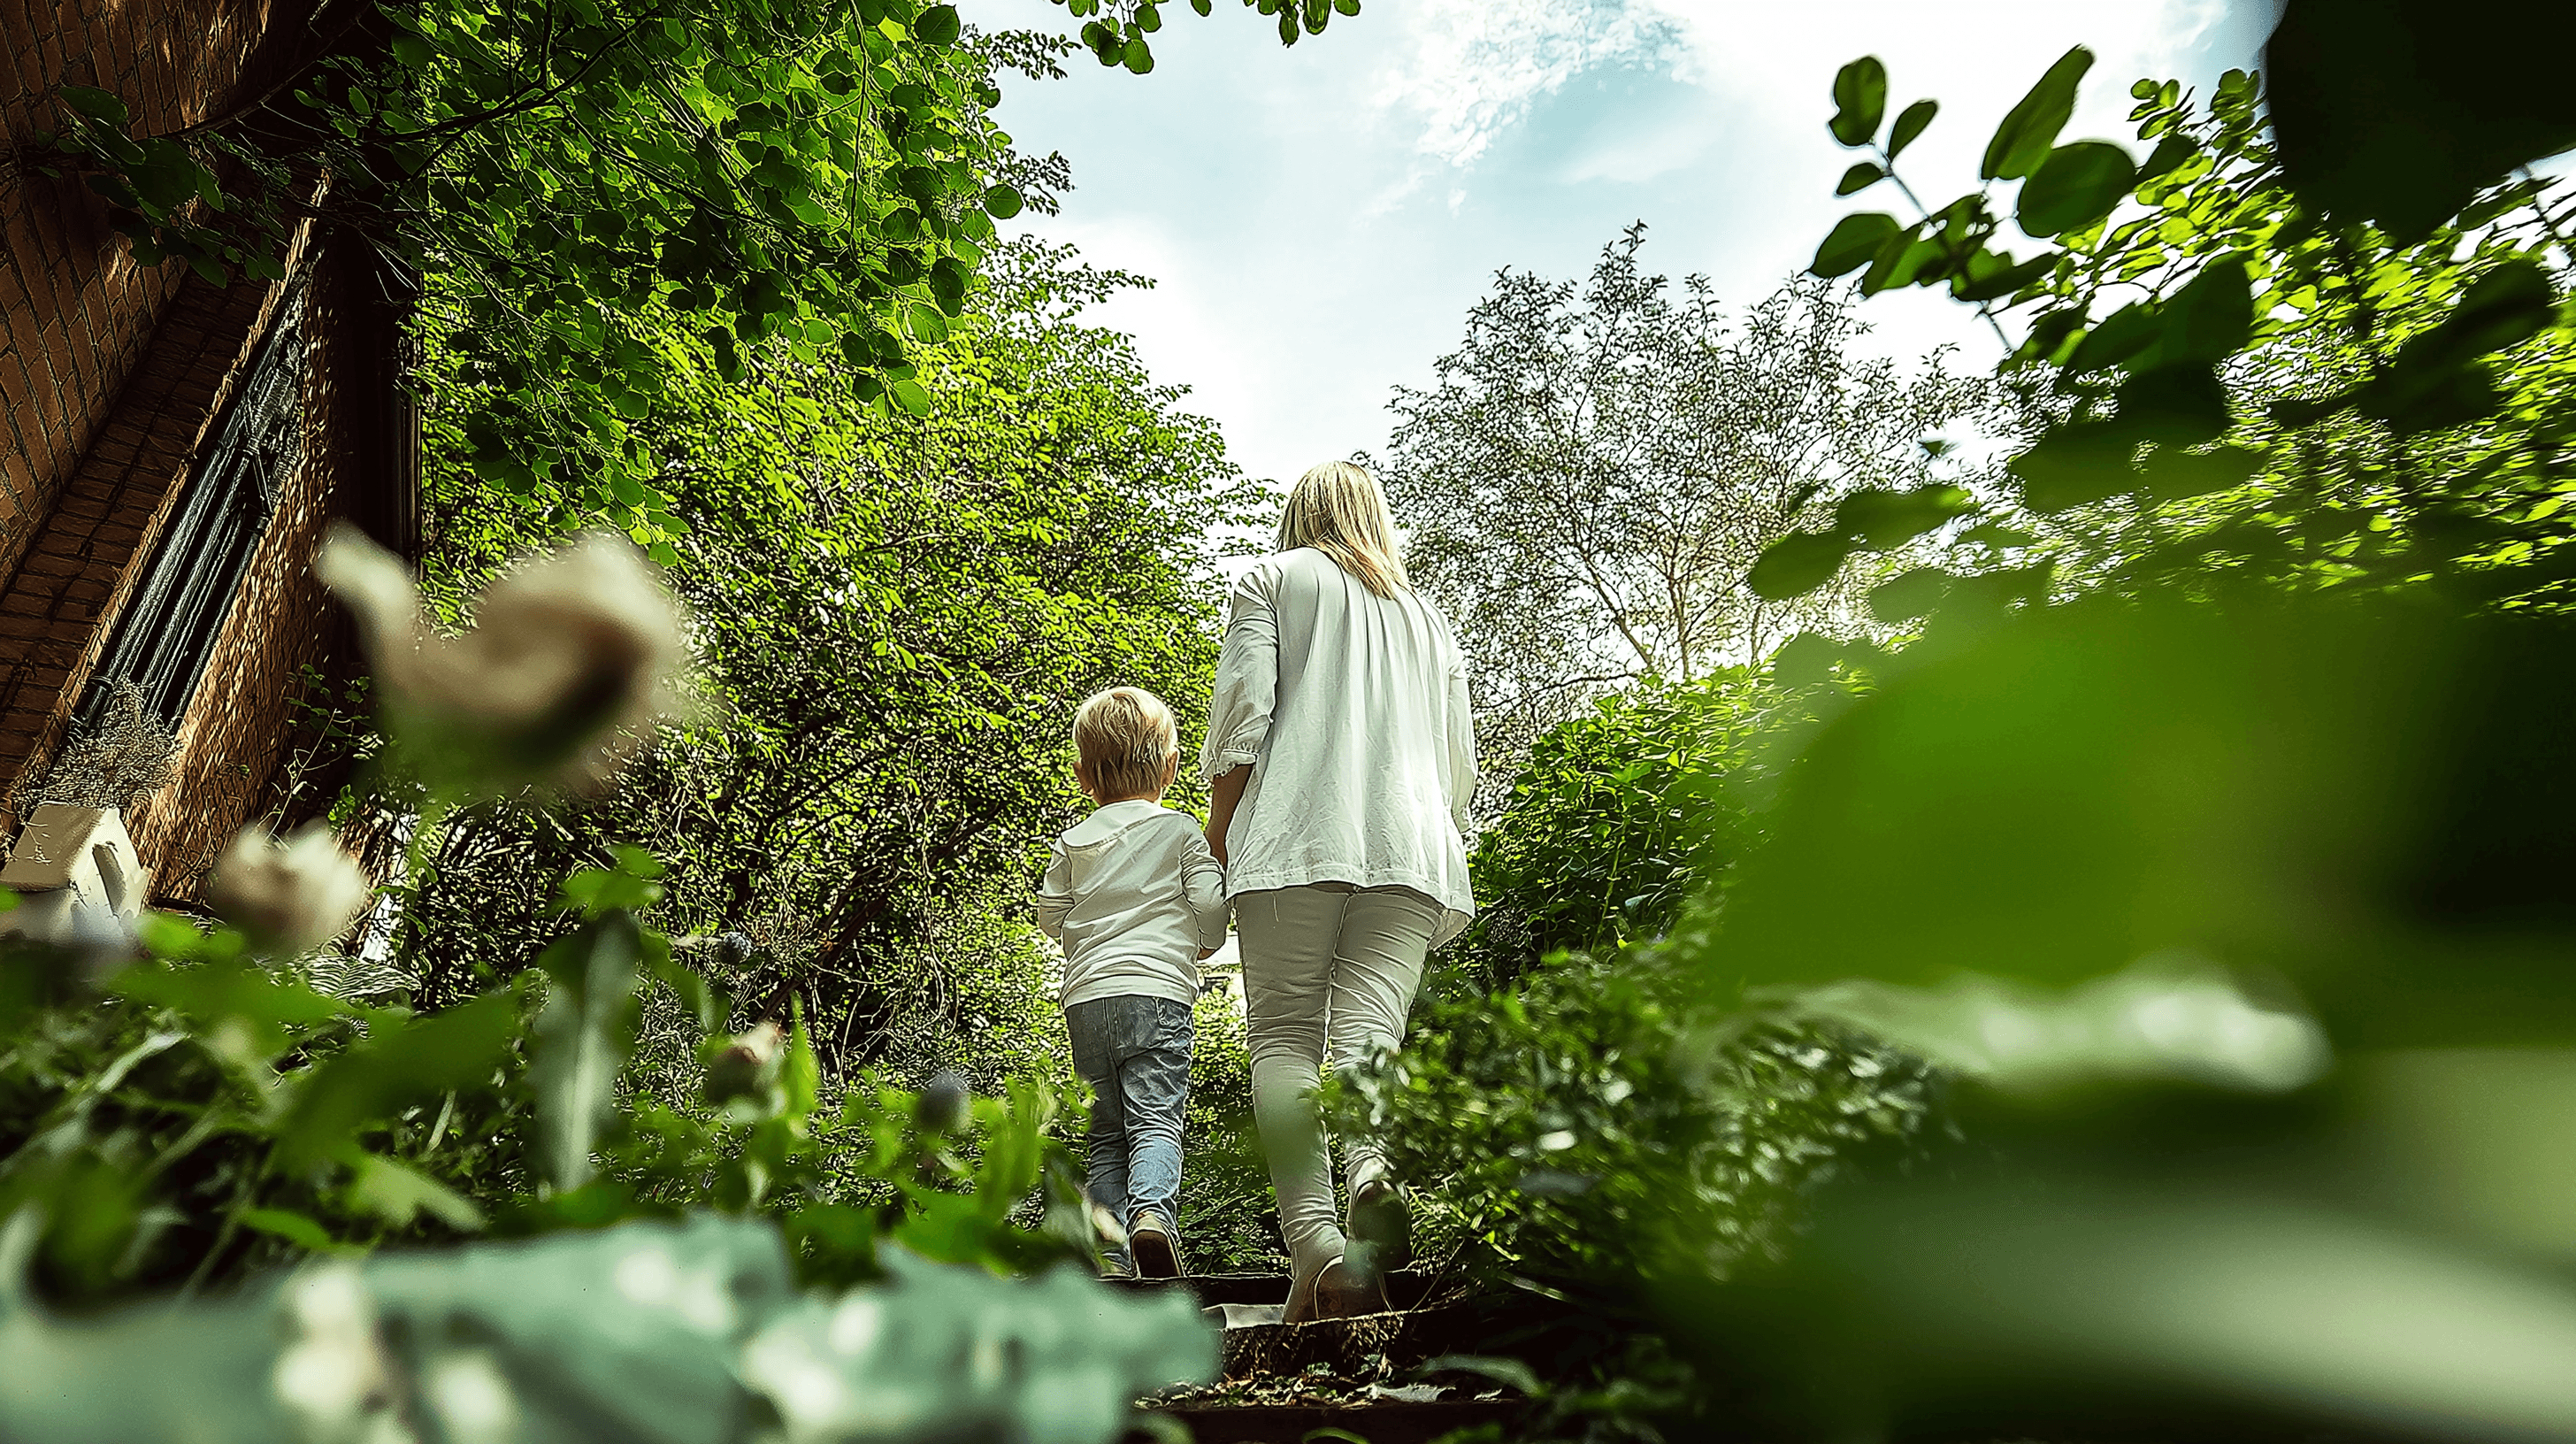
[1195,946,1219,961]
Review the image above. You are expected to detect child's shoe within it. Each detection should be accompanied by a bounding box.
[1131,1216,1182,1279]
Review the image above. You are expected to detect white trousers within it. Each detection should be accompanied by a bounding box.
[1235,883,1441,1276]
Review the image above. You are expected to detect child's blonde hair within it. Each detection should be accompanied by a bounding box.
[1073,687,1178,802]
[1279,460,1409,598]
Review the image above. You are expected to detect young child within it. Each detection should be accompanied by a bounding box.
[1037,686,1228,1279]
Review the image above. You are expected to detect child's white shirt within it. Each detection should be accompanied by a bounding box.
[1036,799,1228,1009]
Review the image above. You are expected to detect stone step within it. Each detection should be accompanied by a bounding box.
[1143,1397,1529,1444]
[1102,1270,1448,1311]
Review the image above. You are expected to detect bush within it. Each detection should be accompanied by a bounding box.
[1338,668,1937,1301]
[1439,670,1775,997]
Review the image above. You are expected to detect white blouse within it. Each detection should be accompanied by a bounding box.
[1200,547,1478,946]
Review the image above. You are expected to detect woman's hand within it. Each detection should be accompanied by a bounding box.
[1206,765,1250,866]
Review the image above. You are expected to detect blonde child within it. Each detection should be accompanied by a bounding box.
[1037,687,1228,1277]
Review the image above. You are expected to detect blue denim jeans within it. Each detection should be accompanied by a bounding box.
[1065,994,1194,1269]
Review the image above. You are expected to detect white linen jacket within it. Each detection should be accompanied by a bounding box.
[1036,800,1229,1008]
[1199,547,1477,946]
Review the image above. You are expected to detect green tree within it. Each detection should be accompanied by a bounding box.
[1377,227,1996,772]
[388,240,1258,1056]
[34,0,1350,554]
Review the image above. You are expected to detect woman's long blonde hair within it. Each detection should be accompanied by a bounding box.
[1278,461,1409,598]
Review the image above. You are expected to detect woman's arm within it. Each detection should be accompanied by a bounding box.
[1205,765,1251,866]
[1200,565,1277,868]
[1444,657,1478,834]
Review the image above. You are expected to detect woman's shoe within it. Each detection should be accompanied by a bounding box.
[1311,1258,1390,1318]
[1283,1254,1327,1325]
[1346,1178,1411,1283]
[1284,1248,1384,1323]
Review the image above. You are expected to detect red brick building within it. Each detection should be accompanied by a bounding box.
[1,0,416,899]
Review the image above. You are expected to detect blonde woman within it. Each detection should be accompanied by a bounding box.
[1201,461,1476,1321]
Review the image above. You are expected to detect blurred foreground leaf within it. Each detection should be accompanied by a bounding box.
[0,1214,1215,1444]
[1700,601,2576,1048]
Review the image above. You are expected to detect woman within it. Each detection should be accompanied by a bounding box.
[1201,461,1476,1321]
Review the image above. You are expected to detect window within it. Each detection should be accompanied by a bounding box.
[79,279,309,731]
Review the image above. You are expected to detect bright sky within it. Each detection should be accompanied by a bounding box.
[968,2,2277,970]
[961,0,2281,493]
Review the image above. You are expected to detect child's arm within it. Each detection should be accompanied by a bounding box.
[1181,828,1229,956]
[1034,840,1075,944]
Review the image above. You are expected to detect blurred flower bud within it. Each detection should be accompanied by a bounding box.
[318,525,689,793]
[711,931,757,972]
[206,824,371,956]
[915,1070,970,1134]
[705,1021,785,1106]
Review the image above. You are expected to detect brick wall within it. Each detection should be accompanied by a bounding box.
[0,0,402,901]
[127,240,370,896]
[0,0,308,584]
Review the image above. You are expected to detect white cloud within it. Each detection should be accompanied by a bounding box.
[967,0,2278,500]
[1368,0,1690,168]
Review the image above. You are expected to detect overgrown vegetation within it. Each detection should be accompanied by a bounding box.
[7,0,2575,1440]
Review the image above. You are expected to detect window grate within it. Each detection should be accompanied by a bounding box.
[80,278,310,732]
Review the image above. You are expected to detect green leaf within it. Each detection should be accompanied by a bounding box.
[929,257,969,313]
[2267,388,2358,428]
[906,303,948,345]
[2139,134,2196,182]
[1860,232,1941,296]
[1769,632,1844,687]
[532,911,644,1190]
[2017,141,2136,237]
[2138,443,2266,503]
[2266,0,2576,242]
[912,4,962,45]
[2010,420,2139,513]
[113,959,348,1064]
[1749,531,1858,601]
[982,184,1024,219]
[347,1153,487,1231]
[1812,212,1901,278]
[2012,307,2089,371]
[1953,250,2058,303]
[1123,35,1154,73]
[2372,360,2503,438]
[58,85,131,126]
[235,1207,349,1253]
[2424,258,2557,365]
[1829,57,1889,148]
[892,377,933,415]
[784,1017,821,1119]
[1836,162,1886,196]
[1888,98,1937,159]
[1836,484,1977,550]
[1982,46,2094,180]
[2158,256,2252,365]
[2116,362,2231,447]
[280,991,523,1169]
[2065,302,2160,374]
[1867,567,1955,623]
